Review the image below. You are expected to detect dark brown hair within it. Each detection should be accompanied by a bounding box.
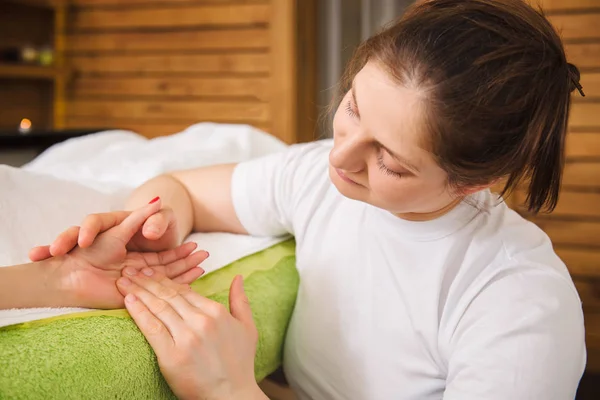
[339,0,584,213]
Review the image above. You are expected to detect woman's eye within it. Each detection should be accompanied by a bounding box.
[377,153,403,178]
[345,100,357,118]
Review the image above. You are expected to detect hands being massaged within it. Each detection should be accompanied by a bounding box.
[20,197,267,400]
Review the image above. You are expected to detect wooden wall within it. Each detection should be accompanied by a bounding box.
[62,0,315,144]
[522,0,600,373]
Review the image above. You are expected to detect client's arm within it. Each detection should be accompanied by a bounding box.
[2,200,207,311]
[31,164,247,260]
[0,259,68,309]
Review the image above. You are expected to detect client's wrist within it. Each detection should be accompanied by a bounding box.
[34,256,77,308]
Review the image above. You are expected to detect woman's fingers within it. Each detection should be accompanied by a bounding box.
[118,268,199,326]
[142,242,197,267]
[117,269,189,338]
[122,292,175,355]
[79,211,131,248]
[229,275,256,332]
[50,226,81,256]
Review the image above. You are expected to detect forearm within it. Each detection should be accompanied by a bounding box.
[125,174,194,243]
[0,259,71,310]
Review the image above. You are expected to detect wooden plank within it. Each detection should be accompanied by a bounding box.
[4,0,59,9]
[71,76,270,100]
[65,117,270,138]
[555,247,600,278]
[269,0,297,144]
[72,4,270,30]
[0,64,60,80]
[566,132,600,158]
[516,190,600,217]
[549,13,600,41]
[66,99,270,122]
[565,42,600,70]
[536,0,600,11]
[570,103,600,129]
[532,218,600,247]
[66,29,269,52]
[71,0,267,5]
[562,161,600,187]
[0,80,53,129]
[574,279,600,310]
[579,72,600,99]
[69,53,270,74]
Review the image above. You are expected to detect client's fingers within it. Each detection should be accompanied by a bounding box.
[79,211,131,248]
[142,209,172,240]
[29,245,52,262]
[111,198,162,243]
[143,242,198,267]
[172,267,205,285]
[50,226,81,256]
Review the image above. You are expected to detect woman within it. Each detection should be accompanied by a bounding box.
[6,0,589,398]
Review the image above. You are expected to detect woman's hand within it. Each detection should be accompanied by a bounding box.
[28,197,180,262]
[116,269,268,400]
[56,199,208,309]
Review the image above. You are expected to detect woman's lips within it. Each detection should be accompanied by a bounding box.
[336,168,359,185]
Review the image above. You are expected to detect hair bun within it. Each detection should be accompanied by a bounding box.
[567,62,585,97]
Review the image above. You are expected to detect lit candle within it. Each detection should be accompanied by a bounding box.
[18,118,32,134]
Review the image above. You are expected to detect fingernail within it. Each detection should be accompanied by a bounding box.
[125,293,137,303]
[142,268,154,276]
[118,277,131,286]
[149,196,160,204]
[124,267,137,276]
[144,226,159,235]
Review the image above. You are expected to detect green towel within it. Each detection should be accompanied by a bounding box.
[0,239,299,400]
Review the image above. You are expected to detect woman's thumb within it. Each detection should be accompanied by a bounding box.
[229,275,255,330]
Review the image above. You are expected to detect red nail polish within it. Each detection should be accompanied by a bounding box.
[205,251,210,258]
[149,196,160,204]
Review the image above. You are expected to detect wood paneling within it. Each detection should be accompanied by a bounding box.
[566,133,600,158]
[72,4,270,30]
[71,76,270,100]
[69,53,270,75]
[537,0,600,11]
[580,72,600,99]
[570,103,600,129]
[67,99,270,121]
[64,0,313,143]
[563,162,600,187]
[556,247,600,278]
[66,29,269,52]
[565,43,600,70]
[517,190,600,218]
[533,218,600,248]
[549,13,600,40]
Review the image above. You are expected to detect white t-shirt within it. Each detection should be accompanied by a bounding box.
[231,139,586,400]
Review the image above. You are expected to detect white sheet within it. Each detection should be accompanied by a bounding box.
[0,123,289,327]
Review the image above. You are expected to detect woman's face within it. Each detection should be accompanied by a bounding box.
[329,61,460,219]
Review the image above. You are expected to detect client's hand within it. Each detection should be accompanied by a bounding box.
[56,200,207,309]
[116,270,267,400]
[29,197,179,261]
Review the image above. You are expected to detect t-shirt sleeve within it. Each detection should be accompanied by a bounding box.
[442,268,586,400]
[230,141,329,237]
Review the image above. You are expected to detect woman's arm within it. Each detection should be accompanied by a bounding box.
[125,164,247,243]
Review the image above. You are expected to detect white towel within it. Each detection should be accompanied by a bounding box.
[0,123,289,327]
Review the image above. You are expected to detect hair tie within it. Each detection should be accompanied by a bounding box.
[567,62,585,97]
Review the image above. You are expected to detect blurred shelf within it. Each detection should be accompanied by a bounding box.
[3,0,62,9]
[0,64,60,80]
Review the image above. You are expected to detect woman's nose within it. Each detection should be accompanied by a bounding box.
[330,136,366,173]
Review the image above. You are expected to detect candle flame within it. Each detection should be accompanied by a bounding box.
[20,118,32,131]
